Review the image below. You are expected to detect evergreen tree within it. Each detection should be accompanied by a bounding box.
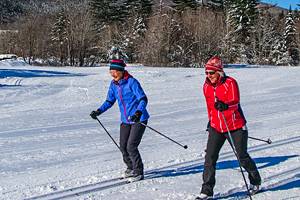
[126,0,153,38]
[294,8,299,20]
[270,33,290,65]
[266,13,290,65]
[50,9,70,65]
[0,0,23,24]
[254,10,282,64]
[89,0,127,29]
[140,0,153,16]
[121,0,153,62]
[283,7,299,66]
[209,0,224,9]
[126,0,153,18]
[164,16,196,67]
[132,16,147,38]
[224,0,258,63]
[172,0,199,11]
[125,0,152,38]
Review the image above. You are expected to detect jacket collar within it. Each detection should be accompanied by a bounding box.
[205,75,227,87]
[113,70,132,85]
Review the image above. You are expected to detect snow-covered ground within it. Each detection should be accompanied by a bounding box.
[1,60,300,200]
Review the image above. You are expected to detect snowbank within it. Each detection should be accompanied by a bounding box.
[0,57,29,67]
[0,54,17,60]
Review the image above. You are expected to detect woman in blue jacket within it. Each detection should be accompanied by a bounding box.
[90,59,149,182]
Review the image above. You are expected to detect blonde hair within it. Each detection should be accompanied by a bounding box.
[218,71,225,77]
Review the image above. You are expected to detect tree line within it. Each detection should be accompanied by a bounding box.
[0,0,299,67]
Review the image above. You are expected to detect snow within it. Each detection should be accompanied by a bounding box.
[1,60,300,200]
[0,57,28,67]
[0,54,17,60]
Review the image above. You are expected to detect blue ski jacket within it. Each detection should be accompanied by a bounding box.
[98,71,150,124]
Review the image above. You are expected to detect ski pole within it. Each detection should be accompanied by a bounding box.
[95,117,121,151]
[221,112,253,200]
[139,122,188,149]
[248,136,272,144]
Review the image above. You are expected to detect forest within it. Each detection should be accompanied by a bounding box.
[0,0,299,67]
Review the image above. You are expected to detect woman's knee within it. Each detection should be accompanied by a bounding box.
[127,143,138,154]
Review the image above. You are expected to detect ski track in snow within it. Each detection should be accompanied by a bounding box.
[1,64,300,200]
[22,135,300,200]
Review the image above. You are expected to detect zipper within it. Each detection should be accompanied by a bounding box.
[117,84,129,123]
[214,86,225,132]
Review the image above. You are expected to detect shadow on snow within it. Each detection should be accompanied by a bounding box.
[215,174,300,199]
[147,155,298,179]
[0,84,21,88]
[0,68,86,87]
[0,69,86,79]
[268,175,300,191]
[146,155,298,199]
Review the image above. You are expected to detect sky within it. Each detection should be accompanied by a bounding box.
[261,0,299,10]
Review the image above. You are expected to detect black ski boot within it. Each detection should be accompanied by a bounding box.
[249,184,260,195]
[123,168,134,178]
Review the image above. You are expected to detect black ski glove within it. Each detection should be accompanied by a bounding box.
[90,110,101,119]
[129,110,142,123]
[214,100,229,111]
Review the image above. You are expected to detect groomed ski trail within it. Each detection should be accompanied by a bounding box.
[23,135,300,200]
[214,166,300,199]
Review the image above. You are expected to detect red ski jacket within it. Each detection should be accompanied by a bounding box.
[203,76,246,133]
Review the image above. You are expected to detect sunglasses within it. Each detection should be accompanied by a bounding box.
[205,71,216,75]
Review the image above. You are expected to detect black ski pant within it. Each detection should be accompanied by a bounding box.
[119,121,147,175]
[201,127,261,196]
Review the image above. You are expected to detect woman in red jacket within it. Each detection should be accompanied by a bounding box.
[196,56,261,200]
